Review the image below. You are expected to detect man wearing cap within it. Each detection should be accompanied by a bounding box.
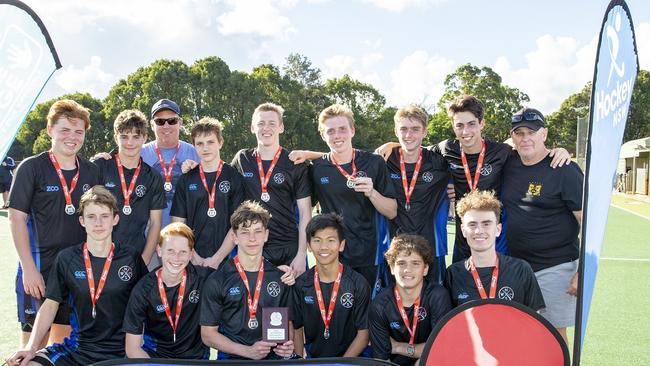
[501,107,583,344]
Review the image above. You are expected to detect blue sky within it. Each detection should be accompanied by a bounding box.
[26,0,650,114]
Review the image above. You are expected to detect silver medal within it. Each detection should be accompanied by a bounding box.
[207,208,216,217]
[248,317,259,329]
[92,307,96,319]
[323,328,330,339]
[164,182,173,192]
[346,179,355,189]
[122,205,132,215]
[65,204,76,215]
[261,192,270,202]
[405,203,411,212]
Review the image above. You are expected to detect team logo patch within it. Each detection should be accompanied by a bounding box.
[118,265,133,281]
[228,287,241,296]
[135,185,146,197]
[46,185,59,192]
[356,171,367,178]
[82,184,91,192]
[390,173,400,180]
[189,183,198,191]
[498,286,515,301]
[458,292,469,300]
[527,182,543,197]
[74,270,86,279]
[243,172,254,178]
[24,308,36,315]
[273,172,285,184]
[340,293,354,308]
[104,181,116,188]
[188,290,200,303]
[267,281,281,297]
[219,181,230,193]
[449,162,462,170]
[480,164,493,176]
[390,321,401,330]
[422,171,434,183]
[156,304,165,313]
[304,296,314,304]
[320,177,329,184]
[417,307,427,321]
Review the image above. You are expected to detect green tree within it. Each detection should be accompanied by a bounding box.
[438,64,529,142]
[545,83,591,154]
[626,69,650,141]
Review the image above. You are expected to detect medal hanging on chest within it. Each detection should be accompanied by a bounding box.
[83,242,115,319]
[314,264,343,341]
[256,147,282,203]
[155,143,180,192]
[48,150,80,215]
[199,161,224,218]
[234,256,265,330]
[399,149,422,212]
[115,154,142,216]
[331,150,357,189]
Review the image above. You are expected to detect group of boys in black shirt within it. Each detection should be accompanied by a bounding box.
[5,95,581,365]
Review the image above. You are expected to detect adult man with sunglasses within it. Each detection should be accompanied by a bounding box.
[501,107,583,345]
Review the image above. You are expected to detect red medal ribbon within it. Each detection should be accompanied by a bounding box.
[394,286,421,350]
[83,242,115,317]
[199,160,224,212]
[155,143,180,185]
[314,263,343,337]
[399,148,423,208]
[468,255,499,299]
[330,149,357,180]
[156,268,187,343]
[460,140,486,191]
[234,255,265,321]
[48,150,80,208]
[255,147,282,195]
[114,154,142,208]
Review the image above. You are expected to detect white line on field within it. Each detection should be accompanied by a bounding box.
[610,204,650,221]
[601,257,650,262]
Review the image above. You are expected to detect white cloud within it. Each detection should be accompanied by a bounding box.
[494,34,597,114]
[322,54,385,91]
[54,56,116,98]
[387,50,455,109]
[636,22,650,71]
[361,0,446,12]
[217,0,296,39]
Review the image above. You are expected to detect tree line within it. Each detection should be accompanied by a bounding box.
[9,53,650,161]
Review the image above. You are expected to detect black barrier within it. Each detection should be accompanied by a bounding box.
[420,299,569,366]
[93,357,397,366]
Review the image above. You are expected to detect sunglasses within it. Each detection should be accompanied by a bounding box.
[512,112,544,123]
[153,117,181,126]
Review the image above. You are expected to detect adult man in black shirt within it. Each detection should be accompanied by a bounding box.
[445,190,545,311]
[502,107,583,343]
[124,222,210,359]
[292,213,370,358]
[304,104,397,291]
[369,234,452,366]
[231,103,312,274]
[385,105,449,283]
[172,118,244,268]
[200,201,295,360]
[95,109,165,264]
[7,186,146,366]
[9,99,100,346]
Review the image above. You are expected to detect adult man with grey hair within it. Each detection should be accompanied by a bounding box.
[501,107,583,344]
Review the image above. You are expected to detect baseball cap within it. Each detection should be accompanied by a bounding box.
[511,107,545,132]
[151,99,181,118]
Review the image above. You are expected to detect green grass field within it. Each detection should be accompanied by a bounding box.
[0,199,648,364]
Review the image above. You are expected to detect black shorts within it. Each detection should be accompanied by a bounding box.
[16,270,70,331]
[0,181,11,193]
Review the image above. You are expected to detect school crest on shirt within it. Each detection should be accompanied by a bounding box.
[340,292,354,308]
[135,185,146,197]
[273,172,285,184]
[480,164,493,176]
[118,265,133,281]
[188,289,200,303]
[219,181,231,193]
[267,281,281,297]
[498,286,515,301]
[527,182,543,197]
[82,184,91,192]
[422,171,434,183]
[356,171,367,178]
[417,307,427,321]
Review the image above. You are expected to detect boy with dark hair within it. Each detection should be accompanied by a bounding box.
[7,186,147,366]
[9,99,100,346]
[171,117,244,268]
[124,222,211,359]
[292,213,370,358]
[200,201,295,360]
[95,109,165,264]
[445,190,545,310]
[369,234,452,366]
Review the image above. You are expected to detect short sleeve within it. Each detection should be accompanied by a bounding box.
[44,251,69,303]
[369,300,391,360]
[561,164,584,212]
[293,162,312,200]
[170,174,188,218]
[122,280,149,334]
[8,159,36,213]
[371,157,395,199]
[353,276,371,330]
[427,286,453,328]
[523,264,546,311]
[200,272,224,326]
[290,284,304,329]
[229,172,245,215]
[150,170,167,210]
